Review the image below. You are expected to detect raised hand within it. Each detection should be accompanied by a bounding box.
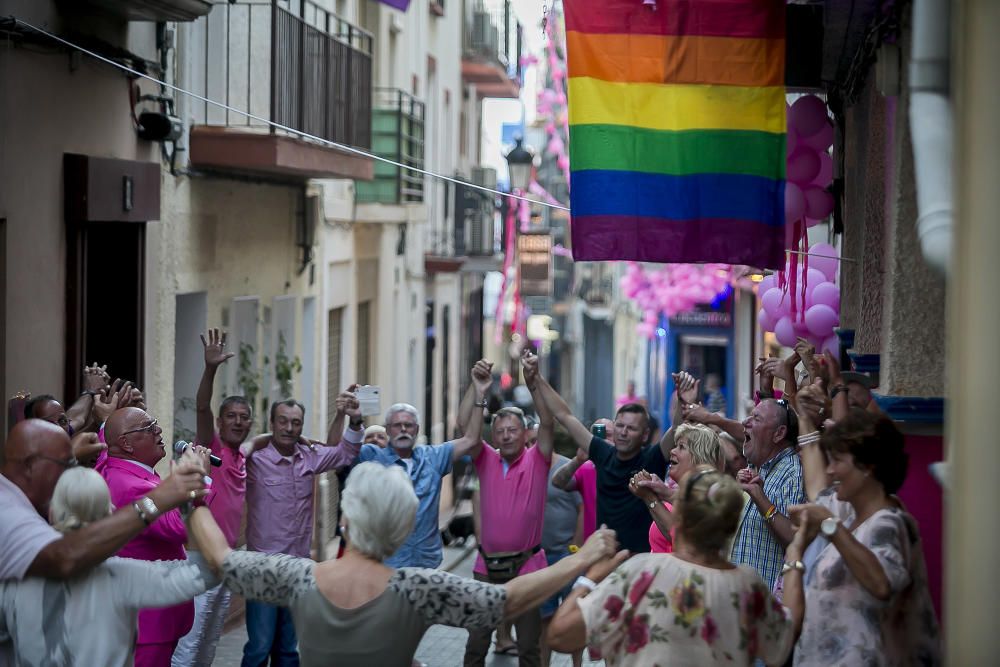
[335,384,361,418]
[636,472,674,503]
[672,371,701,406]
[471,359,494,396]
[681,402,713,424]
[70,431,106,466]
[201,328,234,369]
[93,379,132,424]
[521,350,539,390]
[82,363,110,394]
[794,378,830,427]
[576,526,618,568]
[152,460,208,510]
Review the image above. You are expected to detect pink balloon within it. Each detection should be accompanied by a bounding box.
[802,120,834,151]
[761,288,787,319]
[786,128,799,157]
[801,267,827,304]
[810,282,840,311]
[804,304,839,338]
[809,243,839,281]
[787,148,821,184]
[757,308,776,333]
[785,182,806,223]
[803,186,834,220]
[821,334,840,356]
[758,274,778,294]
[774,316,798,347]
[812,151,833,187]
[789,95,829,138]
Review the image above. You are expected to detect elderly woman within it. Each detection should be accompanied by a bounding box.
[782,408,941,666]
[628,422,724,552]
[548,466,793,665]
[188,461,620,666]
[0,466,216,667]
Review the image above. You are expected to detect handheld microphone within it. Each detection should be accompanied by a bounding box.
[173,440,222,467]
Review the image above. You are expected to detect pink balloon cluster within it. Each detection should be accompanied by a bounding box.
[756,243,841,354]
[621,263,733,338]
[786,95,834,228]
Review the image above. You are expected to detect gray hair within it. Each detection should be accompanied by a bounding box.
[341,462,418,561]
[50,467,114,533]
[385,403,420,427]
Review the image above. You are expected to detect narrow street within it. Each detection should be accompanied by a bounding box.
[212,542,602,666]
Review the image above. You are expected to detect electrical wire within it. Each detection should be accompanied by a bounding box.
[8,15,570,212]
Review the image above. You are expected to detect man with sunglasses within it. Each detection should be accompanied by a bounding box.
[99,407,211,667]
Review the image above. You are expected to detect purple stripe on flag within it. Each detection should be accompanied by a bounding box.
[376,0,412,10]
[570,215,787,269]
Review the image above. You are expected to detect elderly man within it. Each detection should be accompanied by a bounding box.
[683,394,805,589]
[98,407,205,667]
[537,362,668,554]
[241,397,362,667]
[346,360,492,569]
[462,353,554,667]
[0,419,206,664]
[172,330,254,667]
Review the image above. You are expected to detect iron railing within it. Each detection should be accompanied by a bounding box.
[355,88,425,204]
[463,0,521,81]
[190,0,372,150]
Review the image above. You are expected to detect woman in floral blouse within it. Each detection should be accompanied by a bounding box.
[782,407,941,666]
[547,466,793,666]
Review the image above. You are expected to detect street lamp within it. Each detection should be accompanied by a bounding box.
[504,137,535,192]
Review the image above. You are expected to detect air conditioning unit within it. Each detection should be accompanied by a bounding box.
[471,166,497,189]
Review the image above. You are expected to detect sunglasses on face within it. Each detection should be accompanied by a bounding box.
[121,419,159,436]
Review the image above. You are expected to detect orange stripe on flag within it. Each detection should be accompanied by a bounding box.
[566,31,784,87]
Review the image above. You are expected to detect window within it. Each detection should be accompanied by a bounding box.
[356,301,371,385]
[327,307,344,421]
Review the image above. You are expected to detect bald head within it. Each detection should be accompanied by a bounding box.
[2,419,74,516]
[105,407,165,467]
[104,407,148,446]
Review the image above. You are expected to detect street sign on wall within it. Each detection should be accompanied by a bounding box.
[517,232,553,297]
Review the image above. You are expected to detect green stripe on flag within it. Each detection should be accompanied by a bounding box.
[569,125,786,179]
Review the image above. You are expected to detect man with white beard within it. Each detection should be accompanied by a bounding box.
[347,360,494,568]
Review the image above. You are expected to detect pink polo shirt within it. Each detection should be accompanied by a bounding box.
[473,443,551,576]
[573,461,597,540]
[199,432,247,548]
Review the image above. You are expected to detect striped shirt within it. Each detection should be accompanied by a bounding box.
[730,446,804,589]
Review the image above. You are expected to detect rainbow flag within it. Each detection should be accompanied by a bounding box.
[565,0,787,268]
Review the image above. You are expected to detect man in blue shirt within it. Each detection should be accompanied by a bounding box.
[348,360,493,568]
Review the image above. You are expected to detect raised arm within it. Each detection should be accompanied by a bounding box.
[197,329,235,445]
[451,359,492,462]
[67,363,110,433]
[325,385,362,447]
[522,351,554,460]
[551,449,584,492]
[793,380,830,501]
[682,403,746,442]
[531,365,594,454]
[26,461,207,579]
[456,377,480,434]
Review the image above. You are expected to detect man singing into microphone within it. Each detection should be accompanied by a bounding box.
[172,329,254,667]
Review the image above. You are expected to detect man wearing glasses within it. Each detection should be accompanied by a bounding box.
[0,418,207,664]
[100,407,209,667]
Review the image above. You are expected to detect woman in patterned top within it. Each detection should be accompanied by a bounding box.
[782,408,941,666]
[547,466,794,666]
[187,461,622,667]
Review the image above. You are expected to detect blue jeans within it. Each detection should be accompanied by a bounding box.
[540,549,574,618]
[241,601,299,667]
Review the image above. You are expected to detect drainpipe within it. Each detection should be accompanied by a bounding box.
[908,0,953,276]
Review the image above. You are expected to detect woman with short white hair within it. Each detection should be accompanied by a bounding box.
[0,465,216,667]
[190,461,623,666]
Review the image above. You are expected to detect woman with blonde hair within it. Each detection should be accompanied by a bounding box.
[548,466,793,666]
[628,422,725,552]
[0,463,216,667]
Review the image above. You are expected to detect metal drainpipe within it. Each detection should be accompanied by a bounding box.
[909,0,953,276]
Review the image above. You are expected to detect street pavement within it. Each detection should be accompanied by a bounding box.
[210,541,602,666]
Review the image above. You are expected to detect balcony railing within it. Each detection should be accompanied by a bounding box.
[355,88,425,204]
[190,0,372,150]
[453,168,498,257]
[462,0,522,85]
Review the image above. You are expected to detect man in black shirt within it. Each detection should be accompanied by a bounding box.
[528,354,667,553]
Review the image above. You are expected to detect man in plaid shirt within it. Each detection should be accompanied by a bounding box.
[729,398,805,589]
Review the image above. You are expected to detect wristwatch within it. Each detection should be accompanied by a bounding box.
[820,516,841,538]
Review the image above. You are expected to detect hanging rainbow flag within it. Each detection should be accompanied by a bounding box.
[565,0,787,268]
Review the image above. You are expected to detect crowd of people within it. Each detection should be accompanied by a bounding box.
[0,330,940,666]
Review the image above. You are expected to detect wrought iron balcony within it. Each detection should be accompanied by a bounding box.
[355,88,425,204]
[462,0,522,98]
[187,0,374,181]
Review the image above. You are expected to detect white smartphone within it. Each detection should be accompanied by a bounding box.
[355,385,382,417]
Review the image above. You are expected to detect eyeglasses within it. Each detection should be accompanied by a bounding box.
[121,419,159,436]
[10,455,79,469]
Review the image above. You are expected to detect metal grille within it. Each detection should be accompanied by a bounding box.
[326,307,343,421]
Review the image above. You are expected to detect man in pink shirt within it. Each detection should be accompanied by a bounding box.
[463,352,553,667]
[173,329,253,667]
[100,407,202,667]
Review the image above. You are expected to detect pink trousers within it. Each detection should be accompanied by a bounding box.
[134,641,179,667]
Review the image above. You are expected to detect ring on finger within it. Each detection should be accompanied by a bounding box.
[188,490,197,500]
